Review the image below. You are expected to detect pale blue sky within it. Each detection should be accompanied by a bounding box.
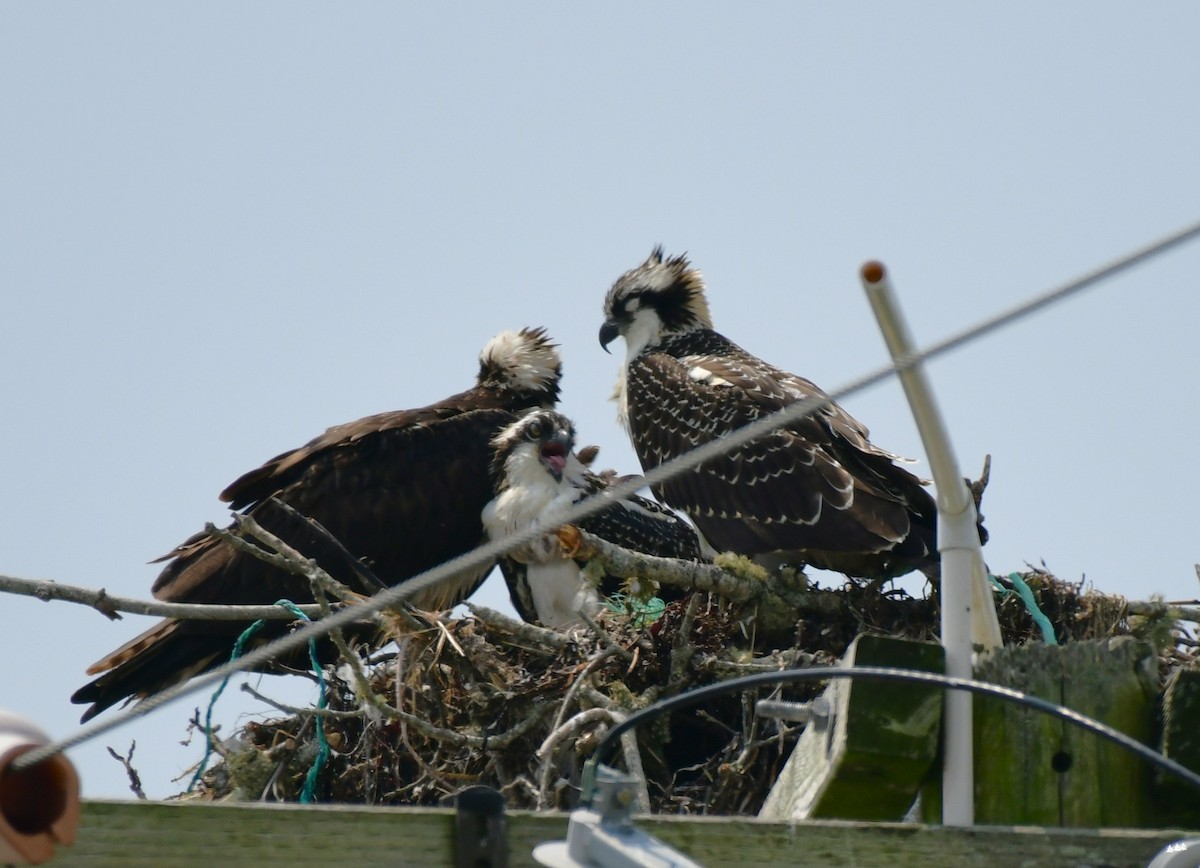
[3,4,1198,800]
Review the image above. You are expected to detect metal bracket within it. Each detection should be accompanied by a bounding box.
[534,766,702,867]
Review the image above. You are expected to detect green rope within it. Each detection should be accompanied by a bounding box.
[297,605,330,804]
[990,572,1059,645]
[605,593,667,627]
[187,614,264,793]
[187,599,330,801]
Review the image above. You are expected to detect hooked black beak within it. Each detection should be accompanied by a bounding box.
[599,320,619,354]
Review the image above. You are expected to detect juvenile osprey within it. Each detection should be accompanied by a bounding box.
[482,409,702,629]
[599,248,975,583]
[72,327,562,722]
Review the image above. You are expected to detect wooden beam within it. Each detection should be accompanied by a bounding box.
[1156,667,1200,828]
[759,634,944,821]
[968,637,1158,827]
[54,800,1194,867]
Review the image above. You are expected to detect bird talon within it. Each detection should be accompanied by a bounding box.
[557,525,582,557]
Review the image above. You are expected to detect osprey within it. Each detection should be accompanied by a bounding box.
[72,327,562,722]
[482,409,702,629]
[599,248,977,583]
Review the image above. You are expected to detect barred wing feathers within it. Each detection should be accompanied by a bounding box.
[626,334,936,570]
[576,471,704,564]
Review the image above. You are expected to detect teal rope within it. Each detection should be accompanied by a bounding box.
[187,599,330,801]
[990,572,1059,645]
[297,606,330,805]
[187,615,264,792]
[605,593,667,627]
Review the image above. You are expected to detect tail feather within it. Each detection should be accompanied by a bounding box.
[72,614,384,723]
[83,619,181,676]
[71,619,236,723]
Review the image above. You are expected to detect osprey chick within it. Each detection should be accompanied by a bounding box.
[72,327,562,722]
[482,409,701,629]
[600,248,981,583]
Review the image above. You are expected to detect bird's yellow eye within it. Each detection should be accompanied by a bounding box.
[526,422,542,440]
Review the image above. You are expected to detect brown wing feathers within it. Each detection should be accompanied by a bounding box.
[600,250,965,583]
[630,345,935,564]
[73,329,561,722]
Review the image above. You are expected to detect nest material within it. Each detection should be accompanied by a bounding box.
[189,567,1197,812]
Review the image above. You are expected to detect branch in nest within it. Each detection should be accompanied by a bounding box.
[215,514,423,633]
[535,705,618,760]
[214,515,363,606]
[693,648,823,678]
[535,703,650,813]
[546,645,624,744]
[559,527,769,603]
[267,497,389,592]
[560,527,846,636]
[579,611,634,663]
[667,594,702,694]
[241,682,553,752]
[576,685,613,712]
[0,572,329,621]
[535,706,620,809]
[464,604,573,651]
[1126,600,1200,624]
[241,684,363,720]
[320,606,387,718]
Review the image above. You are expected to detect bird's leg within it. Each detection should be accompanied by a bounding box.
[510,528,566,564]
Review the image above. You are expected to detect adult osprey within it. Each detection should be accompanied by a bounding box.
[482,409,701,629]
[599,248,976,584]
[72,327,562,722]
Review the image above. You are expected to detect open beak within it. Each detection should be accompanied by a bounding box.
[599,319,619,353]
[540,434,571,482]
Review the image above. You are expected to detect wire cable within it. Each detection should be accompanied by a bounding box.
[15,217,1200,772]
[584,665,1200,804]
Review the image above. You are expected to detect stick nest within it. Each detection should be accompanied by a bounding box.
[186,566,1197,812]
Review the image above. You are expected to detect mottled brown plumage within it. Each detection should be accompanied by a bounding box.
[72,328,561,721]
[600,248,982,583]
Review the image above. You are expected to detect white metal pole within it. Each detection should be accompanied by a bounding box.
[858,261,1000,826]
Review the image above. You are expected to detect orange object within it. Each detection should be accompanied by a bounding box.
[0,711,80,864]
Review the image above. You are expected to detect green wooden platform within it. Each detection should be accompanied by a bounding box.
[50,799,1196,867]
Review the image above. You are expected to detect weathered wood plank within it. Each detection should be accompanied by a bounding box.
[1061,639,1157,827]
[969,637,1158,827]
[760,634,944,821]
[53,800,1194,867]
[1156,668,1200,828]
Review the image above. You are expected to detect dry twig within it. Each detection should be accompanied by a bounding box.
[105,742,147,800]
[180,562,1198,813]
[464,603,572,651]
[0,572,329,621]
